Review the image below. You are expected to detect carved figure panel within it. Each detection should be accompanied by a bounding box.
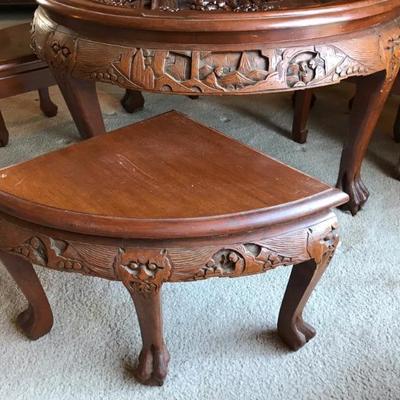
[32,9,400,96]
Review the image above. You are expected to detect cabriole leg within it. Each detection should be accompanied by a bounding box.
[0,251,53,340]
[277,232,338,350]
[337,71,397,215]
[124,285,169,386]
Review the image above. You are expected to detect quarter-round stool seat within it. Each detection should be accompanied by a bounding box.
[0,111,348,386]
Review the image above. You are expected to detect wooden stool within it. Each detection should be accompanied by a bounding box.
[0,111,348,386]
[0,23,58,147]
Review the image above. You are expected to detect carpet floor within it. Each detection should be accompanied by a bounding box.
[0,10,400,400]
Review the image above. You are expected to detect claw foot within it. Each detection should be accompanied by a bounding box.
[337,174,369,215]
[134,346,170,386]
[278,317,316,351]
[16,304,53,340]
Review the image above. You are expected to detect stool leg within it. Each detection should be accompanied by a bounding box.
[125,286,169,386]
[277,244,335,351]
[121,90,145,113]
[38,87,58,118]
[0,251,53,340]
[291,90,315,144]
[52,72,105,139]
[0,110,9,147]
[396,155,400,180]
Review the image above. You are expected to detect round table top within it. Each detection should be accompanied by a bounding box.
[37,0,400,33]
[33,0,400,97]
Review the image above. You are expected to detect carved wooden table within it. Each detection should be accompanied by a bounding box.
[31,0,400,214]
[0,111,348,386]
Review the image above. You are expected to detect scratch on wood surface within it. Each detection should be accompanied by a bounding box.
[115,154,155,181]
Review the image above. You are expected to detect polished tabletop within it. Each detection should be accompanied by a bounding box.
[0,112,346,238]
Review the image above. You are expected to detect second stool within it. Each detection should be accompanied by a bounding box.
[0,111,348,386]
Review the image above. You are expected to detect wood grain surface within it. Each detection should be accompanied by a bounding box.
[0,111,347,238]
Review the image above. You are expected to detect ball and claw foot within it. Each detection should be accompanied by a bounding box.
[278,318,316,351]
[337,174,369,216]
[16,304,53,340]
[134,346,170,386]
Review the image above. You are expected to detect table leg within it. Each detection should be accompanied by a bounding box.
[124,285,169,386]
[292,90,315,144]
[337,71,397,215]
[53,72,105,139]
[0,110,9,147]
[38,87,58,118]
[0,251,53,340]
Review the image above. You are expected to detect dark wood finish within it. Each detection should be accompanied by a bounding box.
[31,0,400,214]
[0,0,36,4]
[393,105,400,143]
[127,287,169,386]
[337,71,398,214]
[0,250,53,340]
[0,112,8,147]
[38,87,58,117]
[278,236,337,350]
[293,73,400,180]
[0,112,348,385]
[292,90,315,144]
[120,89,145,113]
[51,71,105,138]
[0,23,57,146]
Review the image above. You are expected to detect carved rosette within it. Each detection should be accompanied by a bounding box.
[31,8,399,96]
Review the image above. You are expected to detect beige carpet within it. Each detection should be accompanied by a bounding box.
[1,10,400,400]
